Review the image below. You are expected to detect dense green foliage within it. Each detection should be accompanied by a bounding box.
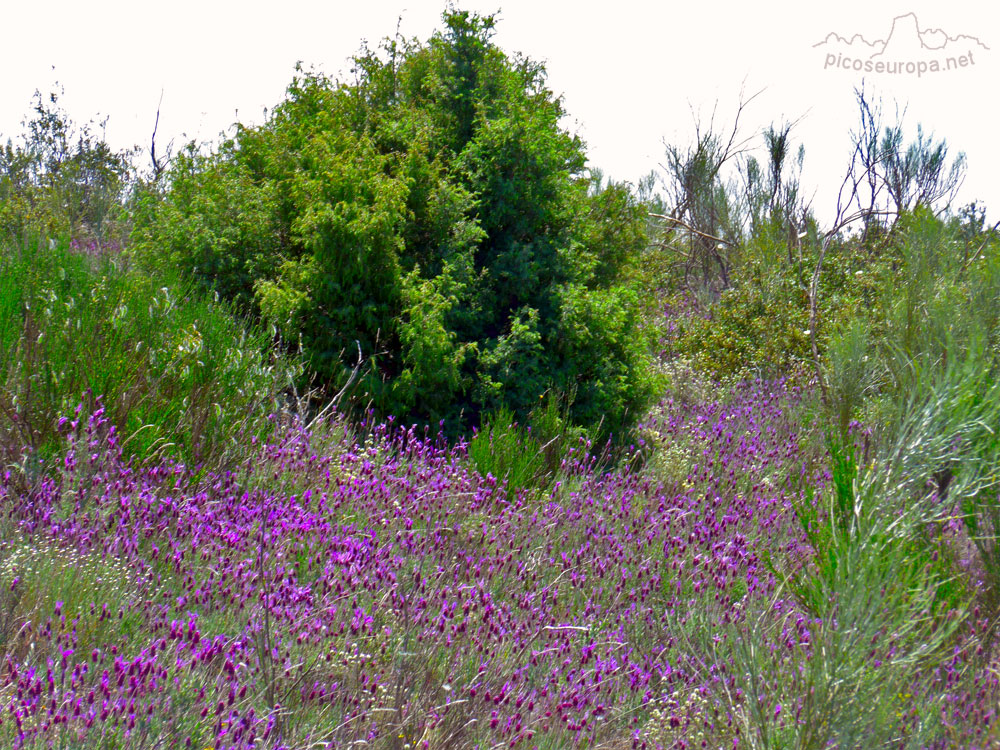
[650,92,983,397]
[660,202,1000,404]
[133,10,656,436]
[0,238,297,473]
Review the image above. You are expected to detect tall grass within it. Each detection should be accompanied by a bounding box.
[649,203,1000,747]
[466,406,547,497]
[0,236,299,475]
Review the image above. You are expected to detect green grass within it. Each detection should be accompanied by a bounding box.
[0,235,300,474]
[467,406,548,497]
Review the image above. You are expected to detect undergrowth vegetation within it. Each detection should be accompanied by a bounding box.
[0,237,298,479]
[1,7,1000,749]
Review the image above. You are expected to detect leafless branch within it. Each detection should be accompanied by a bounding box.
[808,89,902,402]
[149,90,173,180]
[648,213,738,248]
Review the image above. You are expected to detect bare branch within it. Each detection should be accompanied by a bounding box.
[656,87,762,292]
[648,213,738,248]
[149,90,173,180]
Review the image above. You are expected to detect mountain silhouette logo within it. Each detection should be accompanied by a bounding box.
[815,12,988,75]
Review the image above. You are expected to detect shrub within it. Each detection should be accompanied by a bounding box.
[0,237,297,472]
[0,87,133,247]
[132,10,656,437]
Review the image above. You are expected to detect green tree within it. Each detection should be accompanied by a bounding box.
[0,87,132,244]
[133,9,655,436]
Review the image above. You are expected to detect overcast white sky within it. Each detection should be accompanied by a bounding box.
[2,1,997,224]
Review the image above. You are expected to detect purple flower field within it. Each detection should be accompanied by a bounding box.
[1,380,997,749]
